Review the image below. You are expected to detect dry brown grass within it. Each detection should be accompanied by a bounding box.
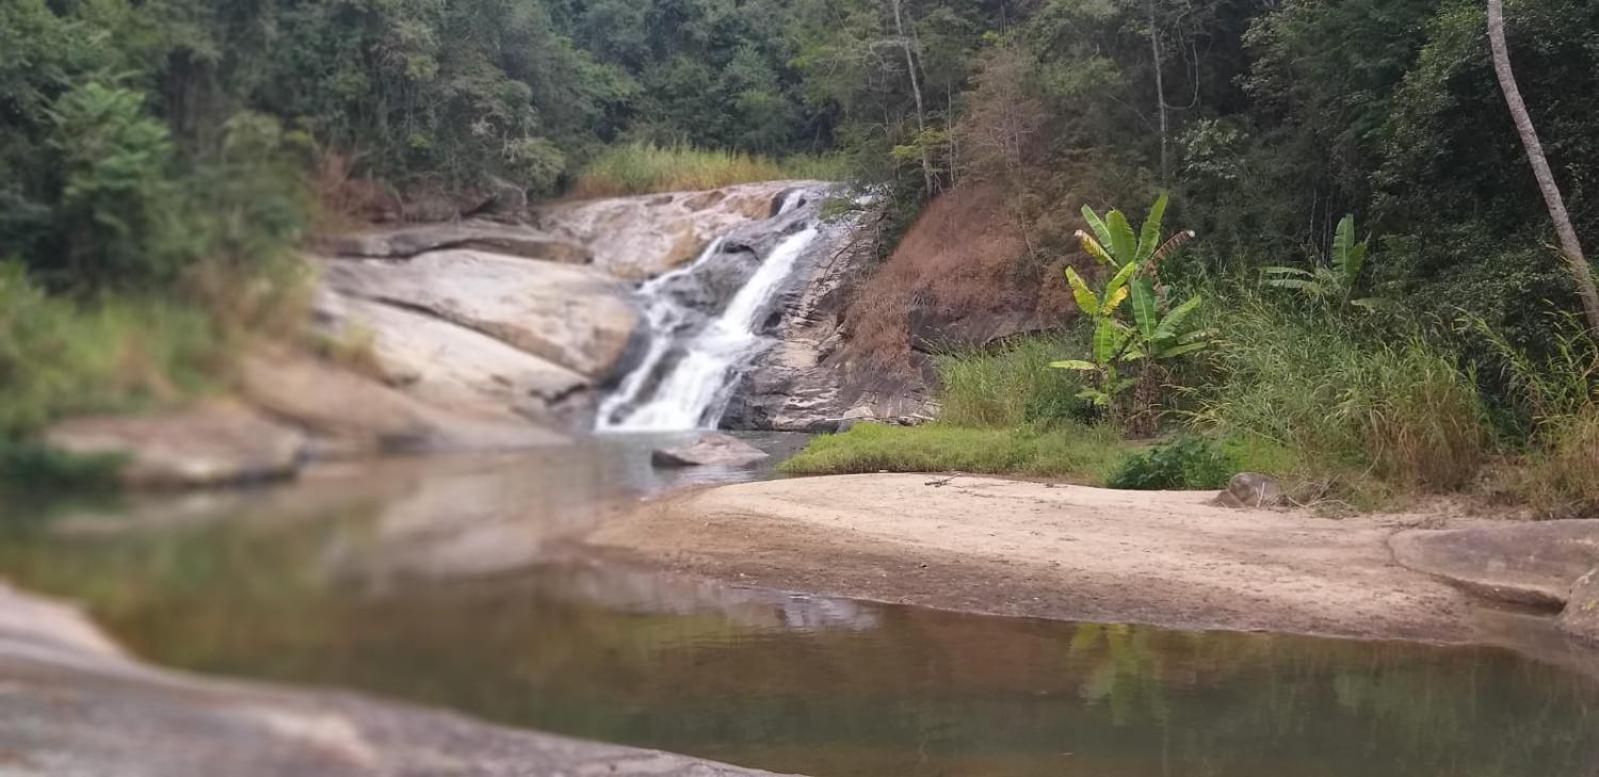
[844,183,1079,371]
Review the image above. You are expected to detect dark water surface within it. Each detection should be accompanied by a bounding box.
[2,436,1597,777]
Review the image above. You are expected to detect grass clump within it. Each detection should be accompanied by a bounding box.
[1196,297,1488,492]
[779,422,1130,482]
[569,142,848,198]
[935,334,1087,427]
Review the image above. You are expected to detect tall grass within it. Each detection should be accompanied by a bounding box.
[569,142,849,198]
[0,264,222,436]
[1196,296,1488,492]
[935,333,1087,427]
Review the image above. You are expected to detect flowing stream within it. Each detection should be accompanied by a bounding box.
[598,190,821,431]
[4,450,1599,777]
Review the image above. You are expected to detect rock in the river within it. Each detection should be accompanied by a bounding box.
[534,181,813,280]
[319,250,639,380]
[652,433,771,468]
[1390,520,1599,609]
[315,219,590,265]
[0,583,793,777]
[1564,567,1599,644]
[239,350,565,457]
[44,401,305,488]
[1214,473,1285,508]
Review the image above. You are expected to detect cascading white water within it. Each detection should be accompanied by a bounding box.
[597,191,819,431]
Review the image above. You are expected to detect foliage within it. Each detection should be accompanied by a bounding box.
[1195,295,1488,492]
[568,142,847,198]
[935,334,1089,428]
[1106,435,1236,491]
[0,265,220,437]
[1262,214,1385,310]
[0,440,124,492]
[779,422,1130,482]
[1051,195,1208,423]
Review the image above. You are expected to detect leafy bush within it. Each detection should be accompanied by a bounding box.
[0,439,123,491]
[569,142,848,198]
[779,422,1129,482]
[0,264,220,436]
[1106,436,1236,490]
[935,334,1088,427]
[1197,295,1488,491]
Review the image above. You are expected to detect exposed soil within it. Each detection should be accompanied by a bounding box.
[583,473,1561,645]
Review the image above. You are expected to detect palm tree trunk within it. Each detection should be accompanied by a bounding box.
[1487,0,1599,335]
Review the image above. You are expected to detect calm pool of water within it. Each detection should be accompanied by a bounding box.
[1,438,1596,777]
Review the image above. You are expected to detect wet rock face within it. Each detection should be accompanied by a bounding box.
[719,214,935,432]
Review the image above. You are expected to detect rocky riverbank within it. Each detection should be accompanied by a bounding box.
[42,181,934,489]
[584,474,1599,648]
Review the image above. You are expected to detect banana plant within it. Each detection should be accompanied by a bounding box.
[1262,214,1386,310]
[1052,194,1209,414]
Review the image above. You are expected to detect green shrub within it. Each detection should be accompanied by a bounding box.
[0,264,221,436]
[935,334,1088,427]
[0,439,123,491]
[779,422,1129,482]
[570,142,848,198]
[1197,295,1488,491]
[1107,435,1236,490]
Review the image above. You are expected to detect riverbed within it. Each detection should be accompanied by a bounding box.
[2,438,1597,776]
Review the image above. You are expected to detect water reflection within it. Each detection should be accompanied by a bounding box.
[0,447,1596,777]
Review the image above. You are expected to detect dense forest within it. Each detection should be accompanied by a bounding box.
[4,0,1599,510]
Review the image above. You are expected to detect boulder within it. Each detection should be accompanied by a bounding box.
[315,220,590,265]
[315,292,592,429]
[318,250,639,380]
[651,433,770,468]
[44,401,305,489]
[1563,567,1599,644]
[1390,520,1599,609]
[534,181,815,280]
[238,351,565,457]
[1214,472,1286,509]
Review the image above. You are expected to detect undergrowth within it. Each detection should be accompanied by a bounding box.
[568,142,847,198]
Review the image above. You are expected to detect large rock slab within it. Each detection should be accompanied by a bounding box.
[319,250,638,380]
[44,401,305,488]
[239,351,565,457]
[0,582,794,777]
[534,181,812,280]
[315,219,591,265]
[652,433,770,468]
[1390,521,1599,608]
[316,293,591,428]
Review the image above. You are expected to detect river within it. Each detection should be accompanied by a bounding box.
[1,437,1596,776]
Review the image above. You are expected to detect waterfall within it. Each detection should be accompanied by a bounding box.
[597,192,819,432]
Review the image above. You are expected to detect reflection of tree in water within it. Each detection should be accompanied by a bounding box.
[1068,622,1171,727]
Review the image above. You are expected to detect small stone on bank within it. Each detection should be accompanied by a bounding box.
[1214,472,1285,509]
[651,433,770,468]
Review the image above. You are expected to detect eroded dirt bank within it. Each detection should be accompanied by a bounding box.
[584,474,1597,646]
